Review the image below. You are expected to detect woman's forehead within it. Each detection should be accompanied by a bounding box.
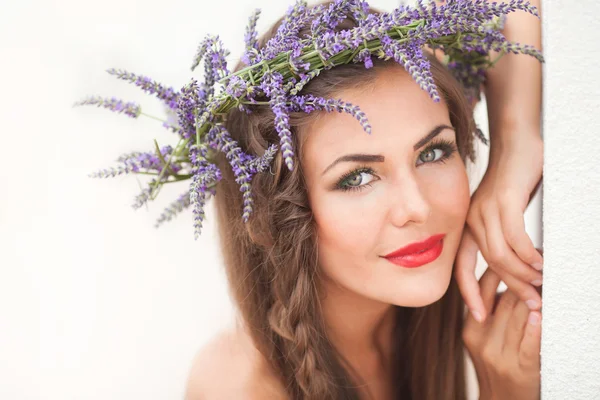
[301,69,451,164]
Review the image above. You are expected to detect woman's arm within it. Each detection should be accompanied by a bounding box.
[486,0,543,160]
[452,0,545,322]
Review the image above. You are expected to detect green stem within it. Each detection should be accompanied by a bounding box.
[150,138,187,199]
[489,49,506,68]
[132,171,192,181]
[140,112,167,123]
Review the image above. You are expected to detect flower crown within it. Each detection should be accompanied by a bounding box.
[74,0,543,239]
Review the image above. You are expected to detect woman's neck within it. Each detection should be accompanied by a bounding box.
[320,279,397,377]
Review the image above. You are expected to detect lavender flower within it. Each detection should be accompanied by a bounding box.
[176,79,207,140]
[290,94,371,134]
[190,36,211,72]
[225,75,249,98]
[264,72,296,171]
[354,48,373,69]
[106,68,180,109]
[90,146,181,178]
[381,37,440,102]
[260,1,318,62]
[73,96,141,118]
[190,35,231,99]
[247,143,279,174]
[208,124,256,221]
[155,191,191,228]
[116,151,144,162]
[242,9,261,65]
[311,0,354,38]
[162,122,184,135]
[208,36,231,84]
[132,179,157,210]
[189,142,222,238]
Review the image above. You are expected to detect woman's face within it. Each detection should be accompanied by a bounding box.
[302,66,471,307]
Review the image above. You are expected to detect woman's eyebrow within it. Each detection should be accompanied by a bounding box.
[321,154,385,176]
[321,124,455,176]
[413,124,455,150]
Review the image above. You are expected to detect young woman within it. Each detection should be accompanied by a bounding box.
[184,4,542,400]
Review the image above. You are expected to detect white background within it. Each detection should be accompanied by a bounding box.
[0,0,554,399]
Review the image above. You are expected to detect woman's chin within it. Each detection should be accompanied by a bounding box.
[386,272,453,308]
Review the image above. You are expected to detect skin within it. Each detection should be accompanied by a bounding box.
[300,65,471,398]
[184,65,542,400]
[433,0,545,321]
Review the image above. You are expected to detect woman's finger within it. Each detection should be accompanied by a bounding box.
[519,311,542,370]
[455,226,487,322]
[499,203,544,270]
[481,207,543,285]
[504,298,530,357]
[467,205,489,256]
[478,266,502,316]
[496,268,542,311]
[487,289,519,353]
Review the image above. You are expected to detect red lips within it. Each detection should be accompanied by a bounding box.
[383,234,446,258]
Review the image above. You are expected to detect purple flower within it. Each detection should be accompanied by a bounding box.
[353,48,373,69]
[242,9,261,65]
[116,151,144,162]
[176,79,208,140]
[90,146,182,178]
[283,69,320,94]
[265,72,295,171]
[132,179,158,210]
[311,0,348,37]
[190,36,211,72]
[188,142,222,238]
[190,35,230,94]
[155,191,191,228]
[381,39,440,102]
[259,1,320,61]
[207,124,256,221]
[290,94,371,134]
[106,68,180,109]
[225,75,248,98]
[162,121,184,135]
[73,96,141,118]
[247,143,279,174]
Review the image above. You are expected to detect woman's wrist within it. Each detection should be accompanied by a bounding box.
[488,124,543,163]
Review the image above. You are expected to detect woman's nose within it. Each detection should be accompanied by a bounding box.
[387,174,431,227]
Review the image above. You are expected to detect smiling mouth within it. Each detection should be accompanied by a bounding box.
[383,238,444,268]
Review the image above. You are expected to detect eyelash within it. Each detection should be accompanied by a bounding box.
[335,138,458,192]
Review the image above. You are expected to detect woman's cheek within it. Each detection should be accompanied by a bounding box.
[312,189,384,249]
[424,164,470,220]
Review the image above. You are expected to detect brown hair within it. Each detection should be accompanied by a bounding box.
[213,2,476,399]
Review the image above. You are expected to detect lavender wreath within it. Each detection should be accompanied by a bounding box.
[74,0,544,239]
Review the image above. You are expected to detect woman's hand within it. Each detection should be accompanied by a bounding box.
[462,266,542,400]
[455,134,544,322]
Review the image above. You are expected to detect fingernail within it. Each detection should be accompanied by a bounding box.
[528,312,541,326]
[526,299,540,310]
[471,310,483,323]
[532,262,543,271]
[531,279,543,287]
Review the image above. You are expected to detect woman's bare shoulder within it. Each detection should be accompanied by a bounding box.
[184,325,287,400]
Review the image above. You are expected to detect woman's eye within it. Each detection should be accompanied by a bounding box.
[337,169,377,191]
[346,171,374,187]
[417,147,445,165]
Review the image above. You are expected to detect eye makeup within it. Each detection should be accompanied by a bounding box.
[333,138,458,192]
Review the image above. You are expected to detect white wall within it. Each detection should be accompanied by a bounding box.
[541,0,600,398]
[0,0,568,399]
